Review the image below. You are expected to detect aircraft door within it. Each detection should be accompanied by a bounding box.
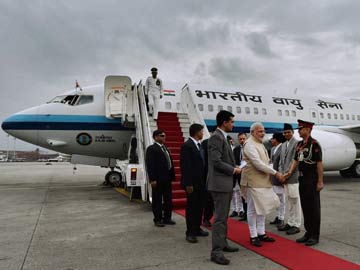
[105,76,132,119]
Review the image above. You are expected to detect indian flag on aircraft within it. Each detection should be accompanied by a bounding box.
[164,89,176,96]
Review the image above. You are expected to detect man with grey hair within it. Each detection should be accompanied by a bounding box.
[241,122,284,247]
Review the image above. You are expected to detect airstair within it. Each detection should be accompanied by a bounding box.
[104,76,210,208]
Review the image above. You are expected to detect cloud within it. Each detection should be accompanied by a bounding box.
[245,32,275,58]
[1,0,360,150]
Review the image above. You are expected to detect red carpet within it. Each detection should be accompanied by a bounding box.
[174,209,360,270]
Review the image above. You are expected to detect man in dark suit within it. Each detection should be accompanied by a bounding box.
[208,110,242,265]
[145,129,176,227]
[232,132,247,221]
[180,123,209,243]
[201,128,215,227]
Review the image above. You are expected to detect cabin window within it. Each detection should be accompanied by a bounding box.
[291,110,296,117]
[352,115,355,121]
[165,102,172,110]
[176,102,181,111]
[340,114,344,120]
[245,107,250,114]
[254,108,259,115]
[208,104,214,112]
[346,114,350,120]
[312,112,316,118]
[218,105,223,111]
[262,108,267,115]
[334,114,338,120]
[327,113,331,119]
[236,107,241,114]
[357,115,360,121]
[278,109,282,116]
[320,112,324,119]
[285,110,290,117]
[227,106,233,112]
[198,104,204,111]
[77,95,94,105]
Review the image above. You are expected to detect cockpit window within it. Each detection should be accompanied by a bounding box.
[77,95,94,105]
[48,95,93,106]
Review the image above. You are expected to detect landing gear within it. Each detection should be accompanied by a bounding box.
[339,160,360,178]
[351,160,360,178]
[104,169,123,187]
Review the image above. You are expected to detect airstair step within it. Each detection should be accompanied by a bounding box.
[172,181,181,190]
[173,198,187,208]
[166,142,183,148]
[168,147,181,153]
[172,189,186,199]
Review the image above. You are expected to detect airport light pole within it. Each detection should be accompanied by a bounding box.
[13,137,16,161]
[6,134,10,161]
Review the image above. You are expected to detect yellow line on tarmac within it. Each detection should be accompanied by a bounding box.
[114,187,143,203]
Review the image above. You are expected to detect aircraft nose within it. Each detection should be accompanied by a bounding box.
[1,115,15,133]
[1,106,40,142]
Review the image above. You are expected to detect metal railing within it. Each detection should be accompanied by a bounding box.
[136,80,153,202]
[180,84,210,140]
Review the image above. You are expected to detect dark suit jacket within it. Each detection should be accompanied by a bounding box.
[201,139,209,177]
[233,145,242,186]
[207,129,236,192]
[180,139,205,190]
[145,143,175,183]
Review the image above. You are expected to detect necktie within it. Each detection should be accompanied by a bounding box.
[161,145,172,170]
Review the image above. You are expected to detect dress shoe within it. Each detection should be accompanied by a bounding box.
[229,211,238,217]
[162,219,176,225]
[296,234,310,243]
[203,220,212,227]
[186,235,198,243]
[258,234,275,242]
[305,238,319,246]
[278,223,292,231]
[270,216,279,225]
[154,221,165,227]
[250,237,262,247]
[223,246,239,252]
[197,228,209,237]
[211,255,230,265]
[238,211,247,221]
[277,219,284,227]
[286,226,300,235]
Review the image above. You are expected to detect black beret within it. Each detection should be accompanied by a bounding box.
[283,123,293,131]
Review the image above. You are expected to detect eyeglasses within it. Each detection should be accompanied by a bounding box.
[158,134,166,137]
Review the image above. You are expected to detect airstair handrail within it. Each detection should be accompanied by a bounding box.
[132,83,145,167]
[137,80,153,202]
[180,84,210,140]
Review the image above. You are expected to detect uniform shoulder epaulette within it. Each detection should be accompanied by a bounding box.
[311,139,319,144]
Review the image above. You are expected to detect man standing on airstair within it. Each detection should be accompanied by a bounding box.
[145,67,163,121]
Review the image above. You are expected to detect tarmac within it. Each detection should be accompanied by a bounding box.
[0,162,359,270]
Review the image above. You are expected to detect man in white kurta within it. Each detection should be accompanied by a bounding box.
[241,122,284,247]
[145,67,163,121]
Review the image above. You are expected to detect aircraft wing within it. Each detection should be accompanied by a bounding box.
[338,124,360,134]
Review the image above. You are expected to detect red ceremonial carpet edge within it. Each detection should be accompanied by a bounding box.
[174,209,360,270]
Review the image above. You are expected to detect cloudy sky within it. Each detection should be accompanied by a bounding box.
[1,0,360,150]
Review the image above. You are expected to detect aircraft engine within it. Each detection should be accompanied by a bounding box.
[294,129,356,171]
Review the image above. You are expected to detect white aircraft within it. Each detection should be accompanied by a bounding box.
[2,76,360,193]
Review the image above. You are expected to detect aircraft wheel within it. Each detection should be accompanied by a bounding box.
[107,171,122,187]
[351,161,360,178]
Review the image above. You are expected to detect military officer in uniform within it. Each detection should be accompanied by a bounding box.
[145,67,163,121]
[286,119,324,246]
